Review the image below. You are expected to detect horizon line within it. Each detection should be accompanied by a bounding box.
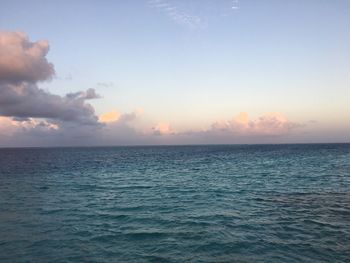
[1,141,349,149]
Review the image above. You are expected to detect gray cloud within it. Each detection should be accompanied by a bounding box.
[0,31,100,125]
[0,83,100,125]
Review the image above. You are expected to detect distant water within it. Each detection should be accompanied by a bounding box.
[0,144,349,262]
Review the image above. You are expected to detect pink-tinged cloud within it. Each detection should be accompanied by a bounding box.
[0,109,307,147]
[99,108,145,124]
[0,116,20,136]
[152,122,175,135]
[0,116,58,138]
[0,31,100,125]
[211,112,301,136]
[0,31,311,147]
[0,31,54,83]
[99,111,121,123]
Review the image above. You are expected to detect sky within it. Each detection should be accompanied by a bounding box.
[0,0,350,146]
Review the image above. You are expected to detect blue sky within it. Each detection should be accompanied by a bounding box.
[0,1,350,145]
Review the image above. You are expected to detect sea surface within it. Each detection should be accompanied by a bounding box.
[0,144,349,262]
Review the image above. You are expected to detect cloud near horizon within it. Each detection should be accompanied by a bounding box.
[0,109,303,146]
[0,116,59,145]
[97,111,302,145]
[152,122,175,135]
[210,112,302,136]
[0,30,305,146]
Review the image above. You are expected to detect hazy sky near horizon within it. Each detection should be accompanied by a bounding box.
[0,0,350,146]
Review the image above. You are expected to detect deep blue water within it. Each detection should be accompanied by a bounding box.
[0,144,349,262]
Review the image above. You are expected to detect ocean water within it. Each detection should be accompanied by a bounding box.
[0,144,349,262]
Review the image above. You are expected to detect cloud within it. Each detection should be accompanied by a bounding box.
[149,0,241,28]
[0,116,59,145]
[0,116,21,136]
[97,82,114,88]
[149,0,202,29]
[99,111,121,123]
[102,111,301,143]
[0,31,100,126]
[0,108,306,147]
[152,122,176,135]
[231,0,239,10]
[66,88,100,100]
[0,116,103,147]
[0,31,54,83]
[210,112,302,136]
[0,83,100,125]
[0,31,308,147]
[158,112,303,145]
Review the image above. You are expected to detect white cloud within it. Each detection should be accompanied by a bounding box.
[149,0,203,29]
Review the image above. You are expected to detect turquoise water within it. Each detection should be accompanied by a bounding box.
[0,144,349,262]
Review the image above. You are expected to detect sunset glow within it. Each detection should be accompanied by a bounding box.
[1,1,350,146]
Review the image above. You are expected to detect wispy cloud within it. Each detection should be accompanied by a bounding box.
[148,0,241,29]
[97,82,114,88]
[148,0,203,29]
[231,0,239,10]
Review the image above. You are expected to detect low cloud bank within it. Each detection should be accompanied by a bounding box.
[210,112,301,136]
[0,31,305,146]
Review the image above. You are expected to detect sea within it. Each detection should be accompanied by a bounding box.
[0,144,349,262]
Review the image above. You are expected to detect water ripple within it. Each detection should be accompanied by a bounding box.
[0,144,349,262]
